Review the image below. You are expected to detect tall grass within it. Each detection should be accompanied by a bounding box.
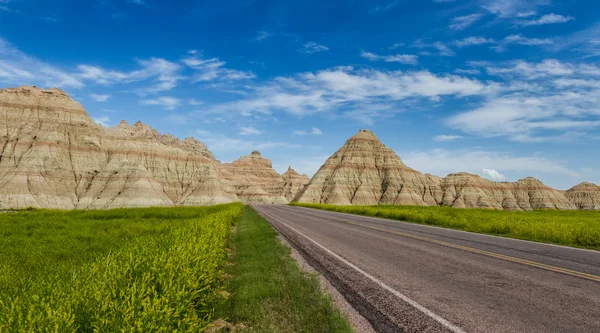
[290,203,600,250]
[0,203,243,332]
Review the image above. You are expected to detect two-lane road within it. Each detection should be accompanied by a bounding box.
[253,205,600,333]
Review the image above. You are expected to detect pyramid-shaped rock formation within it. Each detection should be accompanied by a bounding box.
[218,151,289,204]
[294,130,580,211]
[293,130,444,205]
[0,86,239,209]
[565,182,600,210]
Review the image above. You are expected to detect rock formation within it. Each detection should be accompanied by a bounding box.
[0,86,238,209]
[565,182,600,210]
[218,151,289,204]
[439,173,575,211]
[280,167,309,201]
[294,129,580,211]
[293,130,444,205]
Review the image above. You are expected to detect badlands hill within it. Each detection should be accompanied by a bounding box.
[0,86,306,209]
[565,182,600,210]
[293,130,585,211]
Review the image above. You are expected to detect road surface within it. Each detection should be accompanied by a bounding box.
[253,205,600,333]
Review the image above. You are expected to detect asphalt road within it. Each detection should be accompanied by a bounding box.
[253,205,600,333]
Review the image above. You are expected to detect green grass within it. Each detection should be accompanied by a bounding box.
[214,207,353,333]
[0,203,243,332]
[290,203,600,250]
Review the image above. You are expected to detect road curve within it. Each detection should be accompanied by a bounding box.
[253,205,600,333]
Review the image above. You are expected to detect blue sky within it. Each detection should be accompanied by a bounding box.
[1,0,599,189]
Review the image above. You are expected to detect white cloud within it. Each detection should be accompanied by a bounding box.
[239,126,261,135]
[93,116,111,127]
[454,36,495,48]
[195,133,300,152]
[520,13,574,26]
[433,134,463,141]
[203,67,489,122]
[455,69,481,75]
[482,168,507,180]
[302,42,329,54]
[449,13,483,31]
[361,51,418,65]
[182,54,255,83]
[484,59,577,79]
[0,37,84,88]
[480,0,550,18]
[401,148,578,180]
[255,31,272,41]
[188,98,203,105]
[293,128,323,136]
[77,57,182,94]
[89,93,110,102]
[140,96,181,110]
[432,42,455,56]
[492,34,553,52]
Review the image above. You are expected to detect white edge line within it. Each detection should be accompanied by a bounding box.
[270,213,468,333]
[289,205,600,254]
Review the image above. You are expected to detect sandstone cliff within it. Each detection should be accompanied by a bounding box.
[0,86,238,209]
[294,129,579,211]
[565,182,600,210]
[218,151,289,204]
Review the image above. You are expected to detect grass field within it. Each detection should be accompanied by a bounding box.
[214,207,352,332]
[290,203,600,250]
[0,203,243,332]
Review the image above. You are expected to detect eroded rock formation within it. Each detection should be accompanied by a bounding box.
[0,86,238,209]
[565,182,600,210]
[294,129,581,211]
[218,151,289,204]
[293,130,444,205]
[281,167,310,201]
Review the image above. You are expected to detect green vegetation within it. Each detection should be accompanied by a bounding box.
[215,207,352,332]
[0,203,243,332]
[290,203,600,250]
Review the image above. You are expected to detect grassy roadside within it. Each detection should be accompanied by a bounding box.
[214,206,353,332]
[290,203,600,250]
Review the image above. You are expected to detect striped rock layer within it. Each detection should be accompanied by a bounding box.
[218,151,289,204]
[0,86,239,209]
[280,167,310,201]
[565,182,600,210]
[294,130,580,211]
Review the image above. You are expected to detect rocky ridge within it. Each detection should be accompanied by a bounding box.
[294,130,582,211]
[565,182,600,210]
[0,86,306,209]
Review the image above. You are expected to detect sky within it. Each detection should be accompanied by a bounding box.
[1,0,599,189]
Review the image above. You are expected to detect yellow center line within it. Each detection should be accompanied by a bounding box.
[339,219,600,283]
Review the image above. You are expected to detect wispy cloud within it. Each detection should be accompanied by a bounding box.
[239,126,261,135]
[182,54,255,83]
[302,42,329,54]
[519,13,574,26]
[194,131,301,152]
[0,37,84,88]
[89,93,111,102]
[361,51,418,65]
[454,36,495,48]
[254,30,272,41]
[433,134,463,141]
[479,0,550,18]
[449,13,483,31]
[202,67,489,124]
[293,128,323,135]
[413,40,455,56]
[93,116,111,127]
[140,96,181,110]
[493,34,553,52]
